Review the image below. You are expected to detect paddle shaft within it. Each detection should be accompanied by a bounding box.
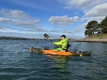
[49,39,53,42]
[44,34,58,47]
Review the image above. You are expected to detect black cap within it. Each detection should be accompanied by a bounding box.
[61,35,66,38]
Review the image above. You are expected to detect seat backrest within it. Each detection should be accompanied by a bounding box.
[66,44,71,51]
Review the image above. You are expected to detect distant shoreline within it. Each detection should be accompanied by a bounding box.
[1,36,107,43]
[70,39,107,43]
[0,36,36,40]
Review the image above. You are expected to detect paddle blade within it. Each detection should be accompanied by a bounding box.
[44,34,50,40]
[44,34,53,42]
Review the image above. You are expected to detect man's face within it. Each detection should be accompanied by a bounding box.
[61,37,64,39]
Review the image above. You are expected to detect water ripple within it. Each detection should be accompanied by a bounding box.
[0,40,107,80]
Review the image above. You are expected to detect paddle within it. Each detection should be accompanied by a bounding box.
[44,34,59,48]
[44,34,71,51]
[44,34,53,42]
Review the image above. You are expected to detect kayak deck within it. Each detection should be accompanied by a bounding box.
[30,47,91,56]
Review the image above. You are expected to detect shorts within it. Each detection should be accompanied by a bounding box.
[55,48,62,51]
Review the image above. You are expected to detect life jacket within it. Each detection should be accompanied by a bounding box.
[54,38,70,51]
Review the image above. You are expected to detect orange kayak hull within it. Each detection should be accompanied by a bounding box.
[42,50,72,56]
[30,47,91,56]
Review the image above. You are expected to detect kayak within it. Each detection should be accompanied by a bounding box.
[30,47,92,56]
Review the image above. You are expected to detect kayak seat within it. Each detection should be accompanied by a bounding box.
[65,44,71,52]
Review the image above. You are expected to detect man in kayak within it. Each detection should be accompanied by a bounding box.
[53,35,70,52]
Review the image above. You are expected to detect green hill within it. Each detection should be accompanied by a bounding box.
[86,34,107,39]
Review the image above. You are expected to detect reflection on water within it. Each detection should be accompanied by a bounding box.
[0,40,107,80]
[46,56,70,80]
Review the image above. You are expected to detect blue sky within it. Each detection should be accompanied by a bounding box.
[0,0,107,39]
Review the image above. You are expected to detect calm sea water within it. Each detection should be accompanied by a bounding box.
[0,40,107,80]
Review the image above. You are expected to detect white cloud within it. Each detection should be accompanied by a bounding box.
[82,2,107,25]
[0,9,41,29]
[0,18,12,23]
[50,30,73,34]
[13,20,40,27]
[48,15,80,25]
[85,3,107,17]
[60,0,106,10]
[0,28,21,33]
[0,27,44,34]
[0,28,45,38]
[64,0,92,9]
[34,27,47,32]
[73,26,85,33]
[0,9,30,20]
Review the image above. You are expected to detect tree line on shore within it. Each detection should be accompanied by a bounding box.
[0,36,36,40]
[85,16,107,37]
